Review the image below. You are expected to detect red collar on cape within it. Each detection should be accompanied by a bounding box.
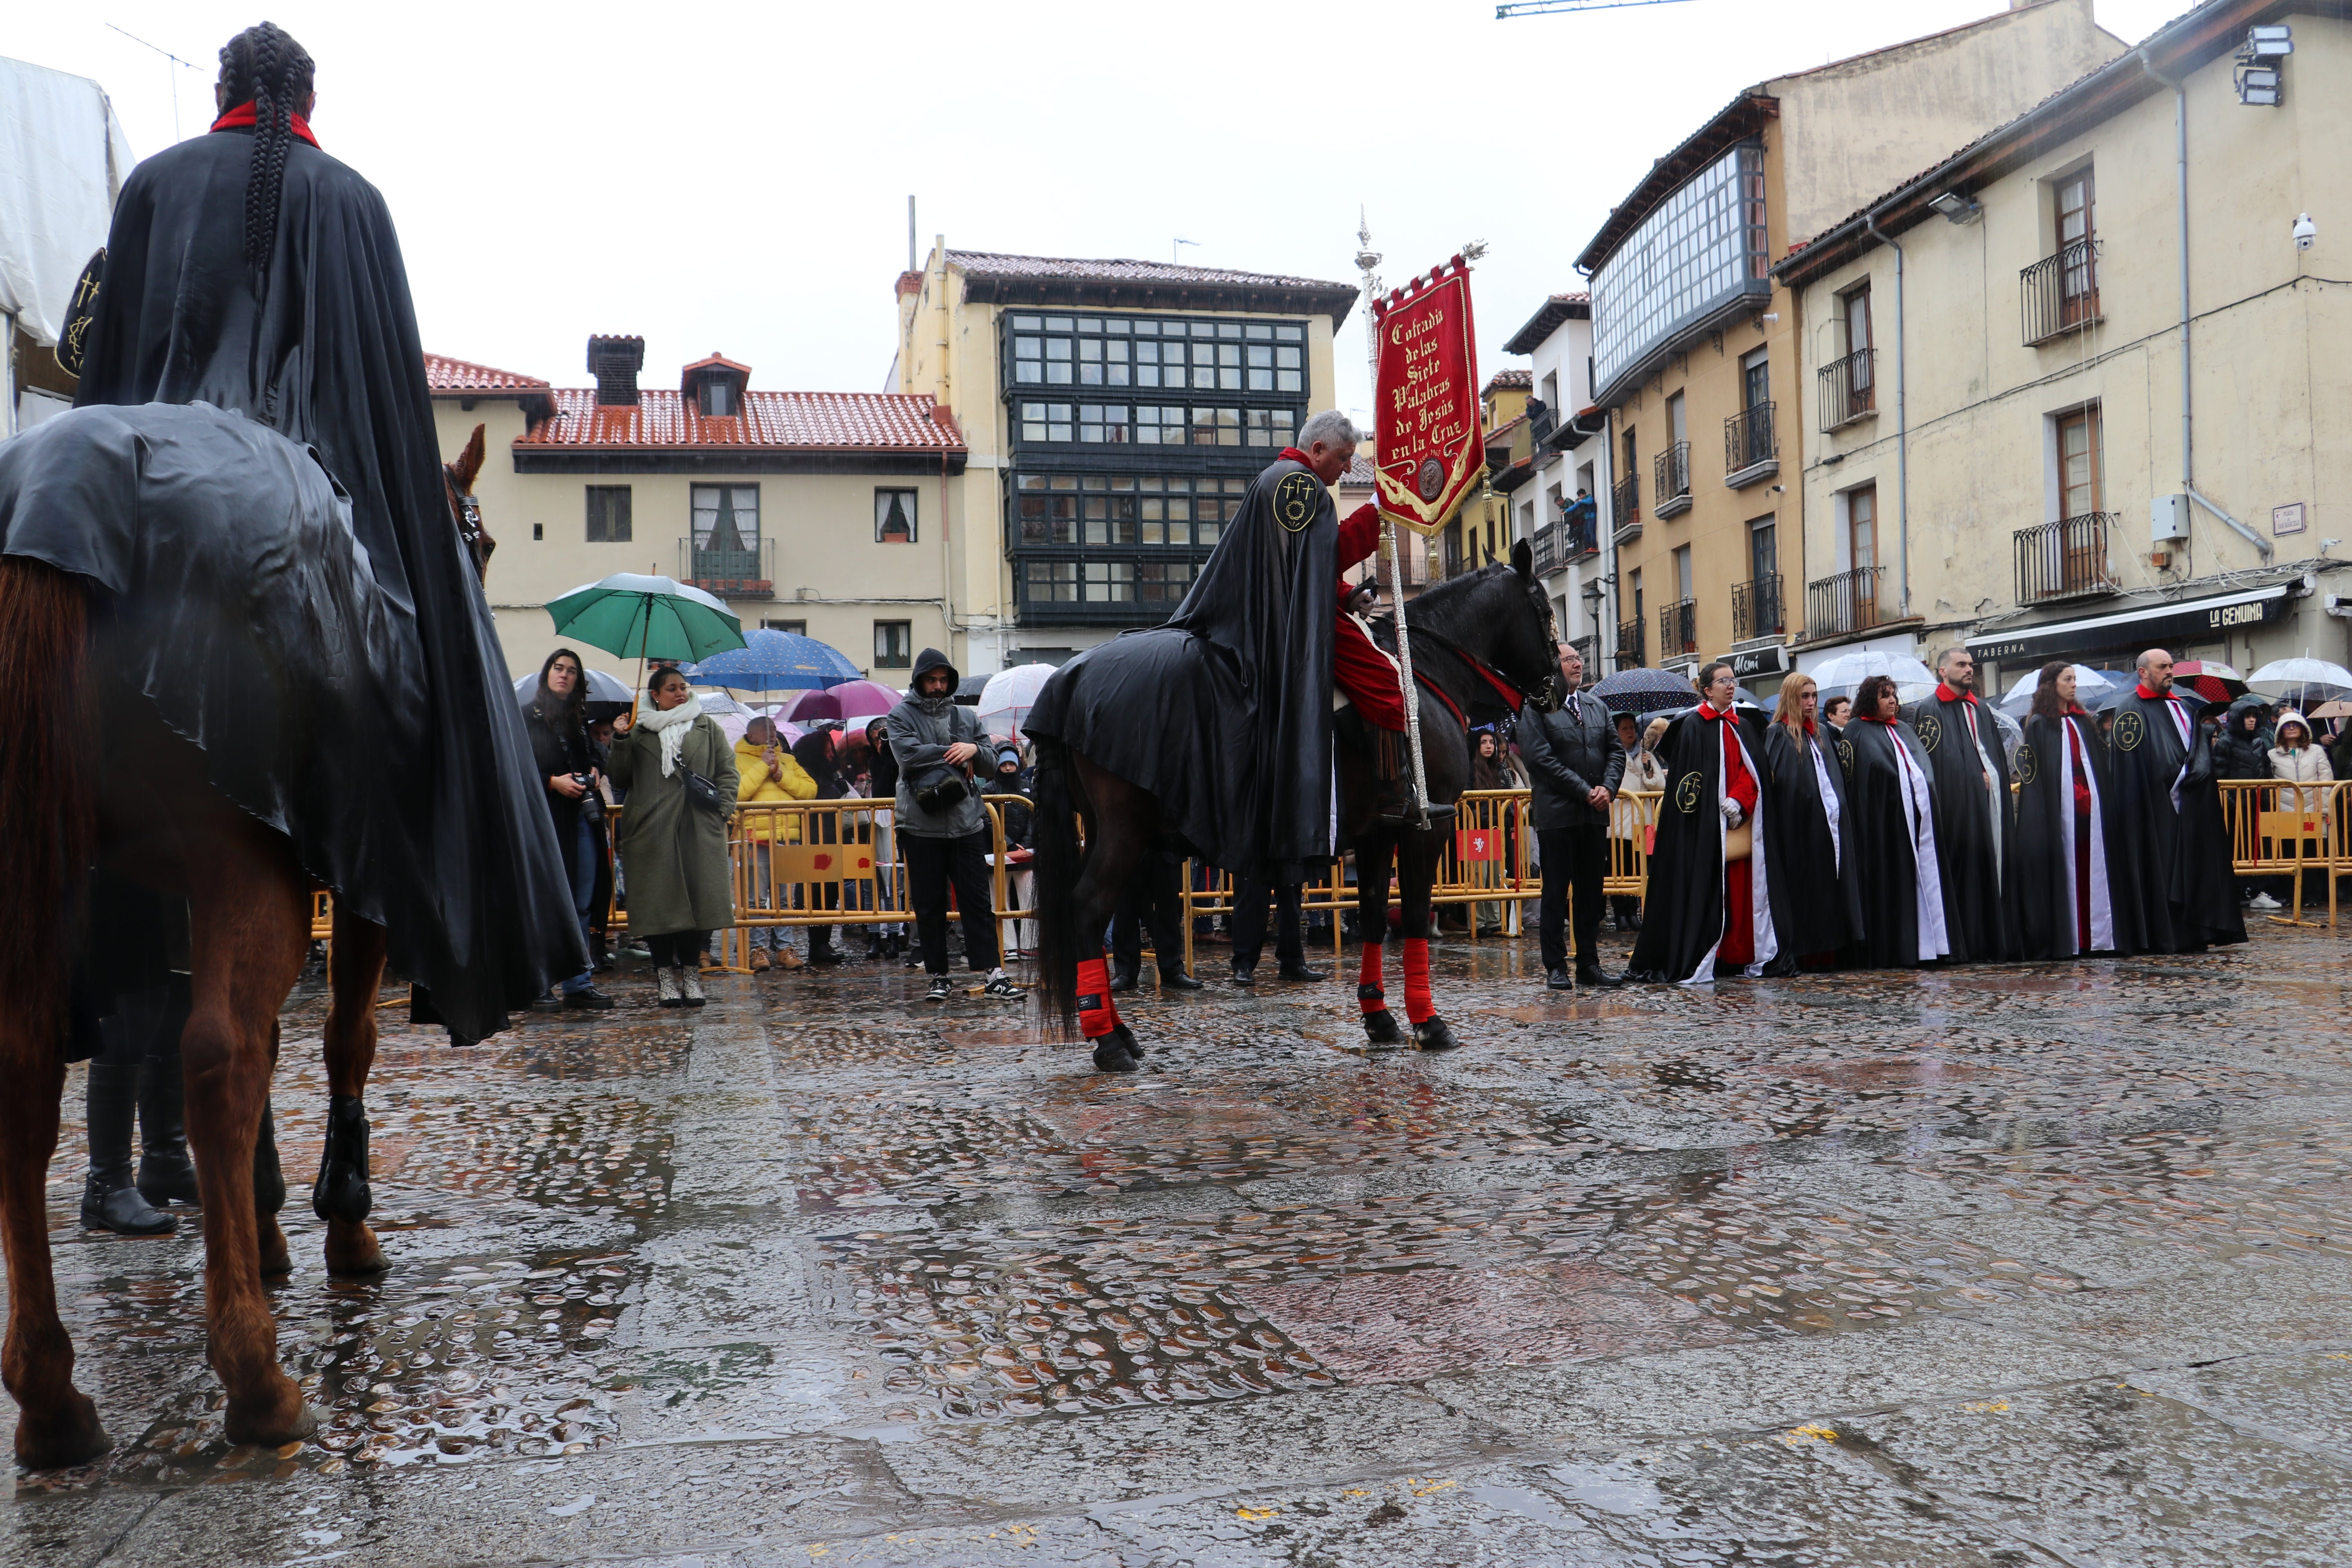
[1935,683,1976,705]
[2136,684,2164,701]
[211,101,320,149]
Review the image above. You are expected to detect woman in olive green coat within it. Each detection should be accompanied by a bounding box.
[609,667,738,1006]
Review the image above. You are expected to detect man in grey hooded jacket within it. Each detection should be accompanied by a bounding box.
[887,648,1021,1001]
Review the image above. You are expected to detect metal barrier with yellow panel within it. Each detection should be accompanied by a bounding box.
[311,779,2349,966]
[2219,778,2346,929]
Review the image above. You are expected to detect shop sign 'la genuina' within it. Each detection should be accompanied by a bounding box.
[1372,256,1481,537]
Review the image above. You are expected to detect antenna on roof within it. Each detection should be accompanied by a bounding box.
[107,22,205,143]
[1495,0,1694,16]
[908,196,916,274]
[1174,237,1200,264]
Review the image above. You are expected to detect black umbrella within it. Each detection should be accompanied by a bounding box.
[1591,668,1699,715]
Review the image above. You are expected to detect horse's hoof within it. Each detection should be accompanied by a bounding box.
[1411,1016,1461,1052]
[1106,1022,1145,1058]
[1361,1008,1404,1045]
[324,1220,388,1277]
[14,1391,109,1470]
[1091,1038,1139,1074]
[223,1383,316,1448]
[257,1216,293,1279]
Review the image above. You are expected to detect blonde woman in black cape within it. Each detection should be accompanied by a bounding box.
[1763,670,1861,967]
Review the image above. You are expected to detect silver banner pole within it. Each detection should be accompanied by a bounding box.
[1381,515,1431,825]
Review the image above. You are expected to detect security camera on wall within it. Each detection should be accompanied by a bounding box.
[2294,213,2316,251]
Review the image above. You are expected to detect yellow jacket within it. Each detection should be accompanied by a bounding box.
[735,737,817,842]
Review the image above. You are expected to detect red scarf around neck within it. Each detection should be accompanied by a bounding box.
[211,100,320,149]
[2135,684,2163,701]
[1935,682,1977,705]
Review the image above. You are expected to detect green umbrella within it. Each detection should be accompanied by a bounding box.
[545,573,746,664]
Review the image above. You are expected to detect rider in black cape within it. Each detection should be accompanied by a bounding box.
[2010,665,2144,958]
[2105,651,2247,953]
[1902,650,2018,962]
[58,24,583,1040]
[1626,664,1786,983]
[1024,422,1344,877]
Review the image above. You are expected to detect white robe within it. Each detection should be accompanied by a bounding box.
[1684,719,1778,985]
[1887,729,1951,963]
[2054,714,2116,955]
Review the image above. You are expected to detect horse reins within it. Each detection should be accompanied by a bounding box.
[1393,623,1535,731]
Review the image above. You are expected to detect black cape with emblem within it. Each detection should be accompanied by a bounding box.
[1626,706,1784,982]
[2106,688,2247,952]
[36,123,584,1041]
[2011,709,2146,958]
[1839,718,1947,969]
[1901,690,2018,962]
[1764,721,1861,960]
[1025,455,1337,876]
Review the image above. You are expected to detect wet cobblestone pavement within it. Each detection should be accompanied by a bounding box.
[8,923,2352,1564]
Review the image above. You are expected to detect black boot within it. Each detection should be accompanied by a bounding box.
[1108,960,1141,993]
[312,1094,372,1225]
[253,1102,287,1220]
[81,1062,175,1236]
[808,926,845,966]
[1158,966,1205,991]
[136,982,201,1208]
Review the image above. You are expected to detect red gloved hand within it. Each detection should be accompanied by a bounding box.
[1344,502,1380,531]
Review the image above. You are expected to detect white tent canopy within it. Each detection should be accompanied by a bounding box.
[0,56,134,350]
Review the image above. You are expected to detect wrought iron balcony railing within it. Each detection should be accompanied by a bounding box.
[1615,616,1645,670]
[1731,573,1785,642]
[1818,349,1875,430]
[1804,566,1886,642]
[681,537,775,598]
[1610,471,1639,531]
[1653,442,1692,519]
[1724,401,1777,485]
[1657,597,1699,660]
[2014,512,2121,605]
[2022,236,2101,345]
[1532,522,1564,577]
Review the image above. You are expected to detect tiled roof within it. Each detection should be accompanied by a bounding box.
[947,250,1351,292]
[517,388,965,452]
[1339,449,1377,487]
[1486,368,1534,392]
[425,353,551,394]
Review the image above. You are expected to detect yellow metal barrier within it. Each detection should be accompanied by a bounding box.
[2219,778,2345,929]
[309,778,2352,968]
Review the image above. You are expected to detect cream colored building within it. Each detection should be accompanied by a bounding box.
[892,246,1355,673]
[1577,0,2123,684]
[1777,0,2352,687]
[428,342,968,687]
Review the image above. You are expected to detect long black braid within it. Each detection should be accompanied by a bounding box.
[216,22,316,270]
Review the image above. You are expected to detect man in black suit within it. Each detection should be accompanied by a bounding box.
[1518,642,1627,990]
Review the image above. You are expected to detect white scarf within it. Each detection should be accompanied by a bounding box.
[636,692,704,777]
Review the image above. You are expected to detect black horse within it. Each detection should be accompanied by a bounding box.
[1031,539,1559,1071]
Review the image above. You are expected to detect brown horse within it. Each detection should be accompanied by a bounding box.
[1029,541,1559,1071]
[0,425,492,1468]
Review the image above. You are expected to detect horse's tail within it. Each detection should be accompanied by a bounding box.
[1028,735,1085,1039]
[0,557,94,1059]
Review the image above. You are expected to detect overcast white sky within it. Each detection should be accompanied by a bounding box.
[13,0,2186,421]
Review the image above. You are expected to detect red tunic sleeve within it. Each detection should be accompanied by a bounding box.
[1721,720,1759,814]
[1336,502,1382,572]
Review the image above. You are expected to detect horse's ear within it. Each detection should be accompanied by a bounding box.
[1511,536,1534,579]
[453,423,487,489]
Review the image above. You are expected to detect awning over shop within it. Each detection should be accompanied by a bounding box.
[1965,584,2293,666]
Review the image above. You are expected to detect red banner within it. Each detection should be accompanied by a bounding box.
[1373,257,1482,536]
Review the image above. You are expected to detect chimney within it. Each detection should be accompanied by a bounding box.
[587,334,645,407]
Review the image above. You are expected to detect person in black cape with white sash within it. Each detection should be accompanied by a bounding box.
[1838,674,1952,968]
[2009,662,2144,958]
[1902,648,2018,962]
[1762,670,1860,966]
[1626,662,1785,983]
[2105,649,2247,953]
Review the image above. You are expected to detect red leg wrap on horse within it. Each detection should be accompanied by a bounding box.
[1357,942,1386,1014]
[1075,956,1119,1038]
[1402,938,1433,1024]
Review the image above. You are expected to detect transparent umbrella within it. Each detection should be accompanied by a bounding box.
[977,663,1056,740]
[1996,663,2115,716]
[1806,650,1938,702]
[2250,657,2352,707]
